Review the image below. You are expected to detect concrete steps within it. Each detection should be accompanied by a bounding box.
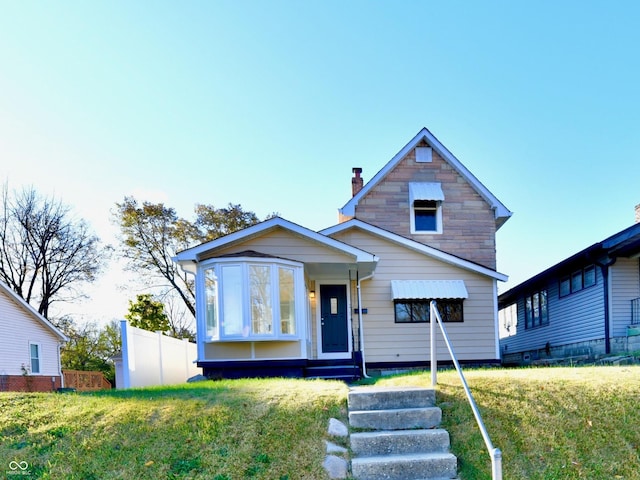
[348,386,457,480]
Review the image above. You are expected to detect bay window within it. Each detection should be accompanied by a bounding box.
[201,258,302,341]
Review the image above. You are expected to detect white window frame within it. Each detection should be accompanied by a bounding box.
[410,200,443,234]
[29,342,41,374]
[409,182,444,234]
[198,257,304,342]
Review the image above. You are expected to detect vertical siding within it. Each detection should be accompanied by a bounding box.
[500,267,605,355]
[0,290,62,377]
[333,229,499,362]
[611,258,640,337]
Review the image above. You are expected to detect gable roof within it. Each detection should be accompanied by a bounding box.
[174,216,380,267]
[321,219,508,281]
[339,127,513,229]
[498,221,640,306]
[0,281,68,342]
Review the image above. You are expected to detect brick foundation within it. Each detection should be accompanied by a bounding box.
[0,375,63,392]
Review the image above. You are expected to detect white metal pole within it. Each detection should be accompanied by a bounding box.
[430,301,437,387]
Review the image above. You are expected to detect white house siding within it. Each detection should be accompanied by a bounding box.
[0,289,62,377]
[611,258,640,337]
[332,229,499,363]
[501,268,605,356]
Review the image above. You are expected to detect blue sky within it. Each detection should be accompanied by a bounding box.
[1,1,639,324]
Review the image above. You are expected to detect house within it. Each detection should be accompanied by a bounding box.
[499,206,640,365]
[174,128,512,379]
[0,280,68,391]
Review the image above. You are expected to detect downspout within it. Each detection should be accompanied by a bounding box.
[357,271,375,378]
[597,258,617,354]
[58,343,64,388]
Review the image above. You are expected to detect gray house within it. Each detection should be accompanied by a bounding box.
[499,205,640,364]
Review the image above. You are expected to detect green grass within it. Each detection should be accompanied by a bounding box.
[0,378,348,479]
[373,366,640,480]
[2,367,640,479]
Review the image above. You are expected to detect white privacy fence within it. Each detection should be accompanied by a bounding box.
[114,320,201,389]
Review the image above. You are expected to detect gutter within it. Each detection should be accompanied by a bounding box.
[597,257,617,354]
[356,271,375,378]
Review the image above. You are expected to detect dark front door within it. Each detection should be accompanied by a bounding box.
[320,284,349,353]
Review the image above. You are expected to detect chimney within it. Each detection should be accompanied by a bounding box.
[636,203,640,224]
[351,168,363,197]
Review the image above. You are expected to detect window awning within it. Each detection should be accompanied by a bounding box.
[391,280,468,300]
[409,182,445,202]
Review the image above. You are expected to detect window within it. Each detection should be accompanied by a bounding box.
[559,265,597,297]
[394,299,463,323]
[204,269,218,339]
[221,264,244,336]
[499,303,518,338]
[414,201,438,231]
[30,343,40,374]
[250,265,272,334]
[583,265,596,288]
[203,259,301,341]
[409,183,444,234]
[524,290,548,329]
[279,267,296,335]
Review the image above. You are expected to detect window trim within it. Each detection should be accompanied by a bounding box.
[29,342,41,374]
[410,200,443,234]
[409,182,444,235]
[199,257,304,342]
[394,299,464,323]
[524,289,548,329]
[559,265,597,298]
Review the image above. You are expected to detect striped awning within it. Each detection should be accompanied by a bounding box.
[390,280,468,300]
[409,182,445,202]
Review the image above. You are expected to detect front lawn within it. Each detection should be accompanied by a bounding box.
[376,366,640,480]
[2,367,640,479]
[0,378,348,479]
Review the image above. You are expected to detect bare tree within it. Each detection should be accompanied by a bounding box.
[0,184,106,318]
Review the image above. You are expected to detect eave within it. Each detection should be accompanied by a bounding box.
[339,127,513,229]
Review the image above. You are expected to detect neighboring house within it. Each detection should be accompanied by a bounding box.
[174,128,512,379]
[499,208,640,365]
[0,281,68,391]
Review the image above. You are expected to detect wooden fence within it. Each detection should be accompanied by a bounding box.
[63,370,112,391]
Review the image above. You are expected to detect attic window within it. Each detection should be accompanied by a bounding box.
[409,182,444,234]
[415,146,432,163]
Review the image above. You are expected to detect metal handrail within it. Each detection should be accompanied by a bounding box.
[430,300,503,480]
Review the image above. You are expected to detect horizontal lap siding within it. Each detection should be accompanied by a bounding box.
[207,228,356,264]
[333,229,498,362]
[0,290,62,376]
[201,228,355,362]
[204,341,302,360]
[501,269,605,354]
[611,259,640,337]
